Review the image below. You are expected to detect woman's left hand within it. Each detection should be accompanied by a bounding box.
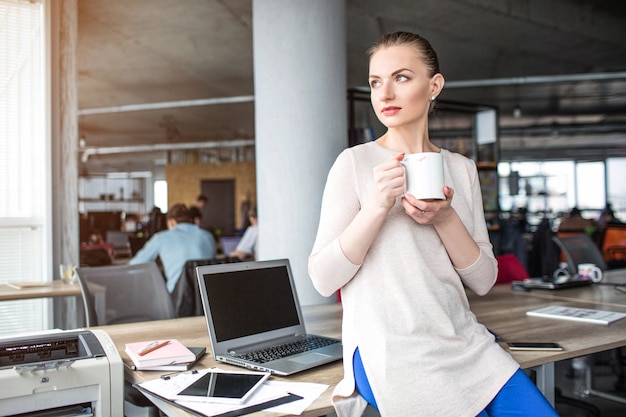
[402,186,454,225]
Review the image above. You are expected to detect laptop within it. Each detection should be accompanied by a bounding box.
[195,259,343,375]
[219,236,242,255]
[512,275,593,290]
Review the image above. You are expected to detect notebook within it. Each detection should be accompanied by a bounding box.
[195,258,343,375]
[125,339,197,368]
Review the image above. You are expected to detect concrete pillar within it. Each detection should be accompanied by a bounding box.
[253,0,347,305]
[51,0,79,272]
[50,0,80,328]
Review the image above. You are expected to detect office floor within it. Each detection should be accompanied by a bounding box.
[333,356,626,417]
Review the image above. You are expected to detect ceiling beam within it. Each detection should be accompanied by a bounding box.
[77,95,255,116]
[80,139,255,162]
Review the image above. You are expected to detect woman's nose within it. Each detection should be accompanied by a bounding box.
[379,83,394,101]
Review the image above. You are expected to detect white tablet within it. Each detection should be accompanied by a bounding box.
[173,369,270,404]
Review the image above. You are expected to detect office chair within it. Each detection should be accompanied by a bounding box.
[552,234,608,276]
[600,225,626,269]
[128,235,148,256]
[105,230,132,259]
[171,257,241,318]
[75,261,175,417]
[76,261,175,326]
[171,259,214,318]
[495,254,530,284]
[79,247,113,266]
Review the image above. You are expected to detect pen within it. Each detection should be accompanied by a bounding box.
[161,369,198,380]
[138,340,170,356]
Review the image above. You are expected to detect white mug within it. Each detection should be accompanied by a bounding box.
[552,263,570,282]
[577,263,602,283]
[401,152,445,200]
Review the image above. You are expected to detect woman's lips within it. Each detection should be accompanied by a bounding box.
[381,106,401,116]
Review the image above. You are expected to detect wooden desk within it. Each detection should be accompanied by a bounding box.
[468,285,626,365]
[1,280,105,329]
[0,280,81,301]
[512,269,626,308]
[95,304,343,417]
[98,288,626,416]
[501,277,626,405]
[514,282,626,308]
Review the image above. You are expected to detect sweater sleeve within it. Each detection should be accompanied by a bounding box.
[309,150,362,297]
[454,160,498,295]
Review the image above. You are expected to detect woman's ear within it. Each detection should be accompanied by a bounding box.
[430,73,445,99]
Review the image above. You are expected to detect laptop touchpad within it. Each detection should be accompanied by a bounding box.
[289,352,331,364]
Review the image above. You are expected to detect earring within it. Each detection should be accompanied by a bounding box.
[431,95,436,101]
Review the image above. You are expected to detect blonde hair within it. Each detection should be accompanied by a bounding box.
[368,31,441,79]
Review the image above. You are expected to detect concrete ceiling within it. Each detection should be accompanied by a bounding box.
[77,0,626,175]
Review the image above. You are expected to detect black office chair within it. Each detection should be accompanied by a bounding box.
[171,259,214,318]
[76,261,175,417]
[552,234,608,275]
[171,257,241,318]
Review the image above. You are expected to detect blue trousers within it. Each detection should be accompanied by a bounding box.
[353,347,560,416]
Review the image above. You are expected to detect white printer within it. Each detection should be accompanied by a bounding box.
[0,329,123,416]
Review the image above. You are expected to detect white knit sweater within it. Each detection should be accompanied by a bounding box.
[309,142,519,417]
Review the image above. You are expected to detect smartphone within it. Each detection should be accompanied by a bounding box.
[507,342,564,351]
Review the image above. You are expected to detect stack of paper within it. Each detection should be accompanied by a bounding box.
[135,367,329,416]
[125,339,204,371]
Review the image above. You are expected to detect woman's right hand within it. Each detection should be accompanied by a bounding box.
[372,153,406,210]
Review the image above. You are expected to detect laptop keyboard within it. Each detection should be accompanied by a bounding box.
[233,335,340,364]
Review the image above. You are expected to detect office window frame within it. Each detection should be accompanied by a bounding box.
[0,0,52,335]
[575,161,605,211]
[606,157,626,221]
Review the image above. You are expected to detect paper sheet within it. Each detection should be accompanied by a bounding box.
[137,368,329,416]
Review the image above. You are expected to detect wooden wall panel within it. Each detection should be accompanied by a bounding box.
[165,162,256,228]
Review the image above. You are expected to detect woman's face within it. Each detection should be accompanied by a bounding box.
[368,45,436,129]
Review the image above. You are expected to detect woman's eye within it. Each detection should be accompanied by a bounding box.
[369,79,380,88]
[396,74,408,82]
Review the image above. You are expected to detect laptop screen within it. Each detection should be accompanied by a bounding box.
[201,264,301,342]
[220,236,242,255]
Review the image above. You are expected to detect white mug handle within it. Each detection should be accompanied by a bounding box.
[589,266,603,283]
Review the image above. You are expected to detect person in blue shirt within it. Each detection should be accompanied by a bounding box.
[129,203,216,292]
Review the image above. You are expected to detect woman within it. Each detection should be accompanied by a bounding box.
[308,32,559,417]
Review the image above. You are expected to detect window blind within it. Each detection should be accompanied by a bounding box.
[0,0,50,336]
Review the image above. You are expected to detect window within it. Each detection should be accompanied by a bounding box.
[499,161,573,219]
[576,162,605,210]
[154,180,168,212]
[0,0,51,335]
[606,158,626,221]
[499,158,626,230]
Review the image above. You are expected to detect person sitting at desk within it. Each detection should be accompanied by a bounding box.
[597,202,623,228]
[229,208,258,261]
[188,205,202,226]
[129,203,216,292]
[558,206,598,235]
